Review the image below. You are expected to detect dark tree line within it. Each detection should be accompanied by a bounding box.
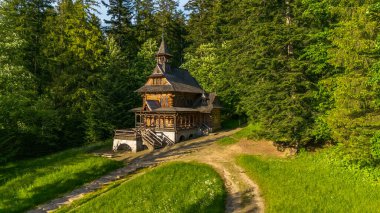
[0,0,186,162]
[1,0,380,167]
[183,0,380,166]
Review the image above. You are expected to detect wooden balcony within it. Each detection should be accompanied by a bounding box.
[114,129,141,140]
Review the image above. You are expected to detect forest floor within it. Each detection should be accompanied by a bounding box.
[30,128,287,213]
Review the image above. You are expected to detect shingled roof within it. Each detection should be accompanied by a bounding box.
[193,92,223,113]
[156,35,172,57]
[136,36,204,94]
[136,65,204,94]
[130,107,199,112]
[130,92,222,113]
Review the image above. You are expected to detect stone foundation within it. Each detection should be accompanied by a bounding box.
[113,139,143,153]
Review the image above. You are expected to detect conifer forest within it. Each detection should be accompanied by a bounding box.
[1,0,380,168]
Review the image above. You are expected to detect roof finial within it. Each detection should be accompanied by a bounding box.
[156,31,172,57]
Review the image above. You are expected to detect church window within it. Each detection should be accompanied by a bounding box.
[152,78,162,85]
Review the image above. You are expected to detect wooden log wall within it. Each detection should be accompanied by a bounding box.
[211,109,221,130]
[136,113,176,130]
[173,93,199,107]
[146,77,170,86]
[135,112,207,131]
[145,93,174,107]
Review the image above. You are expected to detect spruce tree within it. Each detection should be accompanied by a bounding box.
[43,0,108,144]
[154,0,186,66]
[102,0,136,56]
[325,0,380,165]
[134,0,156,45]
[0,0,55,92]
[0,7,60,161]
[184,0,223,51]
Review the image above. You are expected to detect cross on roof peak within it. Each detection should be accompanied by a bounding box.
[156,33,172,66]
[156,33,172,57]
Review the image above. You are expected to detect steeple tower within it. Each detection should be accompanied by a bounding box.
[156,33,172,65]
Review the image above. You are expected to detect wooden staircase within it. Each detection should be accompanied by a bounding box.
[141,129,174,149]
[155,132,175,146]
[200,123,211,135]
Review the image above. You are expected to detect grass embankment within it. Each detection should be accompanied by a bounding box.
[237,151,380,212]
[58,162,226,213]
[216,123,260,146]
[0,143,123,213]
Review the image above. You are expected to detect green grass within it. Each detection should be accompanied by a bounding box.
[216,123,262,146]
[0,143,123,213]
[216,136,237,146]
[237,151,380,212]
[58,162,226,213]
[233,123,261,139]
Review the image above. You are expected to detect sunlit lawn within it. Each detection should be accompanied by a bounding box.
[216,123,261,146]
[0,143,123,213]
[237,151,380,212]
[57,162,226,213]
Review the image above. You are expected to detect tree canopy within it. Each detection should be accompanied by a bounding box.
[0,0,379,167]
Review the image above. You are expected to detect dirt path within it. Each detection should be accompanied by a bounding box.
[178,136,285,212]
[30,128,286,213]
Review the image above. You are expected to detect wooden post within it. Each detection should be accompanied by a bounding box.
[163,116,165,128]
[174,114,177,130]
[191,113,195,127]
[141,113,144,127]
[135,113,137,128]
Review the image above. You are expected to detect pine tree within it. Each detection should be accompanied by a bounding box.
[43,0,108,144]
[324,0,380,165]
[184,0,224,51]
[154,0,186,66]
[0,0,55,92]
[0,9,60,161]
[102,0,136,56]
[204,0,329,146]
[134,0,156,44]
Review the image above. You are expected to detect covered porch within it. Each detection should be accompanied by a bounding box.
[135,111,208,131]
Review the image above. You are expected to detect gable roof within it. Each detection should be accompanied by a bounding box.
[130,92,222,113]
[145,100,161,111]
[136,65,203,94]
[193,92,223,113]
[136,35,203,94]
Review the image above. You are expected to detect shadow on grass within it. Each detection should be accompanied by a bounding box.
[1,162,121,213]
[47,133,237,213]
[0,147,121,213]
[183,192,226,213]
[0,143,110,185]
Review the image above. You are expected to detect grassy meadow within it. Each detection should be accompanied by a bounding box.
[216,136,237,146]
[216,123,261,146]
[237,151,380,212]
[0,143,123,213]
[57,162,226,213]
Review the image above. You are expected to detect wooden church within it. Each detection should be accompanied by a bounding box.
[113,37,222,152]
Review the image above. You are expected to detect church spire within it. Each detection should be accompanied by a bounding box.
[156,33,172,65]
